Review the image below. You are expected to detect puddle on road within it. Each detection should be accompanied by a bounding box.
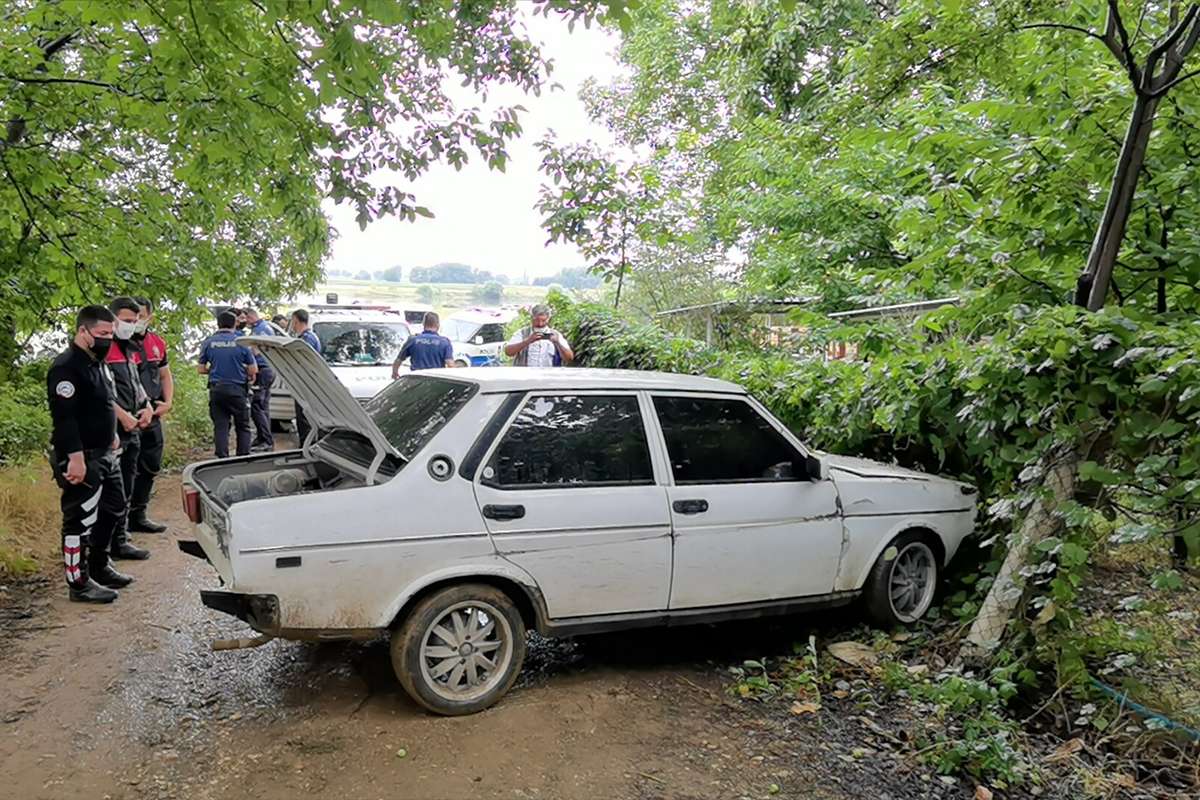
[99,548,858,757]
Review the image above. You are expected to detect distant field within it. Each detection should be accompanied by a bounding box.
[300,280,549,316]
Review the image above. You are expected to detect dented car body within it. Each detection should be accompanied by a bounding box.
[181,337,976,714]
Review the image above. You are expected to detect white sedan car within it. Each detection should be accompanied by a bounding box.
[181,337,977,715]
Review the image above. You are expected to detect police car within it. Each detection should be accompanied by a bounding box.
[296,305,414,403]
[441,307,516,367]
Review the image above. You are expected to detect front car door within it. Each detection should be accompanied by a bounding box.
[649,393,844,609]
[473,392,672,619]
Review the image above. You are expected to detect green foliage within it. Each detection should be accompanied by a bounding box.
[880,662,1032,786]
[161,363,212,467]
[0,360,51,464]
[416,285,437,305]
[378,266,404,283]
[570,0,1200,314]
[552,287,1200,664]
[409,263,509,285]
[532,266,603,289]
[473,281,504,305]
[0,1,615,365]
[728,638,822,702]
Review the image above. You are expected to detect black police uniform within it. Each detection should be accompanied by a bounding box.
[46,343,133,601]
[129,330,170,531]
[106,337,152,560]
[199,329,256,457]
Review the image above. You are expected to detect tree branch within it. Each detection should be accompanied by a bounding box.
[1145,4,1199,87]
[1132,0,1152,47]
[1151,66,1200,95]
[1103,0,1144,86]
[1020,23,1107,44]
[2,74,136,95]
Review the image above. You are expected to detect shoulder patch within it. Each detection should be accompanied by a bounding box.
[55,380,76,399]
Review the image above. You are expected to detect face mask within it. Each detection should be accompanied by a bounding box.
[134,319,149,336]
[115,320,137,340]
[89,335,113,358]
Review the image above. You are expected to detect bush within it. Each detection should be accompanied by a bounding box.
[473,281,503,305]
[553,289,1200,672]
[162,363,211,466]
[0,361,52,465]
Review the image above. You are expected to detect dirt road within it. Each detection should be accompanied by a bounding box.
[1,471,975,800]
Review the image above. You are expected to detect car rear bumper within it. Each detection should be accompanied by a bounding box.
[201,589,281,633]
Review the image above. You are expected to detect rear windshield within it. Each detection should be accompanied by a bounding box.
[365,375,477,459]
[313,320,411,366]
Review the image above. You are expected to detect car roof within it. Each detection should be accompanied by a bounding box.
[308,309,412,324]
[448,307,517,324]
[422,367,746,394]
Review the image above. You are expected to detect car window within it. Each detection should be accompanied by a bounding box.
[477,323,506,343]
[366,376,477,460]
[652,396,801,484]
[312,321,412,366]
[441,318,479,343]
[483,394,654,489]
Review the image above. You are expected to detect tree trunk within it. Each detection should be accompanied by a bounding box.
[1082,93,1160,310]
[962,447,1079,657]
[614,234,626,310]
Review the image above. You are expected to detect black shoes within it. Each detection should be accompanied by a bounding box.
[69,579,119,604]
[128,514,168,534]
[93,564,135,589]
[111,541,151,560]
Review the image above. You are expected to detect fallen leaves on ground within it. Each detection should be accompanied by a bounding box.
[1043,737,1084,763]
[827,641,878,667]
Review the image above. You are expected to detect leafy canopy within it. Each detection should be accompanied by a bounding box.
[0,0,627,361]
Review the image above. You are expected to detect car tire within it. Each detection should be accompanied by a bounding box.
[863,531,941,627]
[391,583,526,716]
[454,358,469,368]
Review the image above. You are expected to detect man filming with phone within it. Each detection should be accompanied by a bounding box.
[504,304,573,367]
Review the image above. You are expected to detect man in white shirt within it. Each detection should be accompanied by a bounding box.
[505,304,574,367]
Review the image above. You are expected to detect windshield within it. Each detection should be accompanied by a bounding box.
[365,375,478,459]
[312,320,411,366]
[441,318,481,343]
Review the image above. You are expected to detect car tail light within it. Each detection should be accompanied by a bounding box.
[182,486,203,523]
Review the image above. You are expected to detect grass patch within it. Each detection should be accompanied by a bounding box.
[1070,541,1200,731]
[0,461,60,579]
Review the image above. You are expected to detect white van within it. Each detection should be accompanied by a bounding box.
[442,307,516,367]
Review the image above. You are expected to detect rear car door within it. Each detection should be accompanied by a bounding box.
[472,392,672,619]
[650,393,844,609]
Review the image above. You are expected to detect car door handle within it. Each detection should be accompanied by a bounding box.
[482,504,526,521]
[672,499,709,515]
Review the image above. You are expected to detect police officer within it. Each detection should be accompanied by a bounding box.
[289,309,320,444]
[391,312,455,377]
[106,296,153,561]
[199,310,258,458]
[243,307,276,452]
[127,297,172,533]
[47,305,135,603]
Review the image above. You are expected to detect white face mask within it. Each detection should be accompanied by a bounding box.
[115,320,137,340]
[134,319,149,335]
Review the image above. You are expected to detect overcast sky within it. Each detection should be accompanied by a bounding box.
[321,10,624,283]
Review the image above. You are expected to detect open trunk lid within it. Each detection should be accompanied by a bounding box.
[242,335,401,482]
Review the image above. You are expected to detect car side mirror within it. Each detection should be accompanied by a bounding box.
[472,335,484,345]
[800,454,826,482]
